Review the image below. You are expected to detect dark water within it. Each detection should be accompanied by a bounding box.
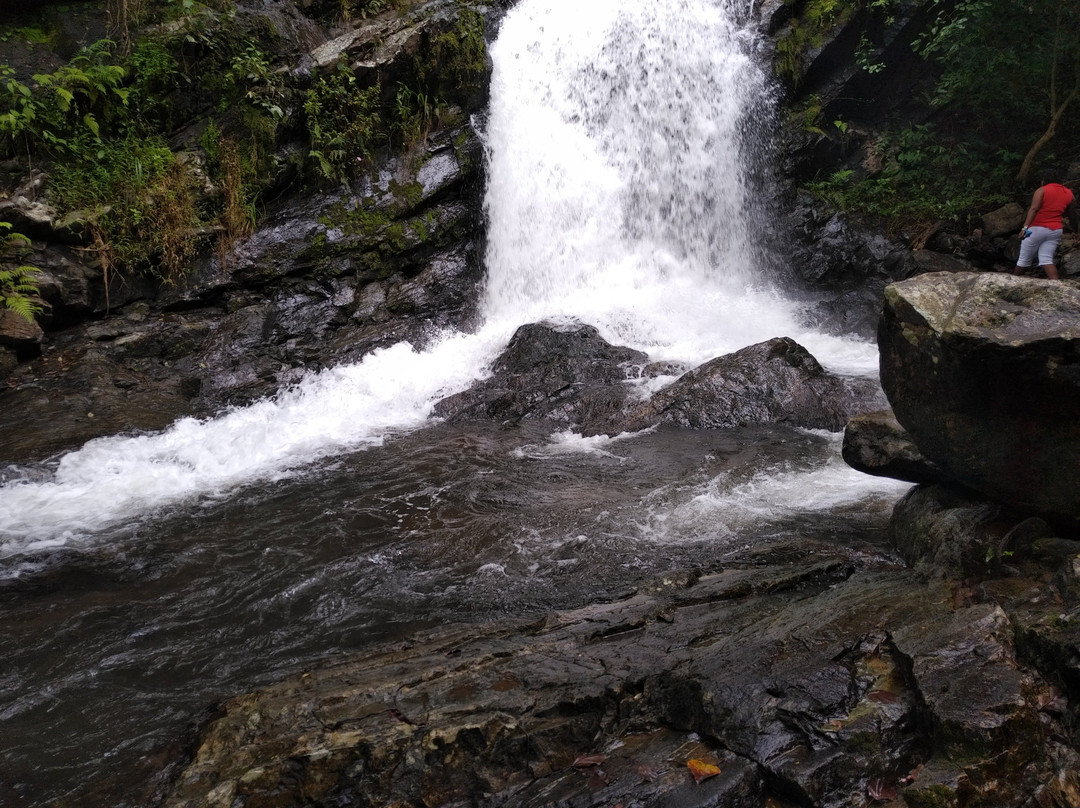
[0,420,904,806]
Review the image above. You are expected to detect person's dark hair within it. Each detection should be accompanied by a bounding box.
[1039,167,1063,186]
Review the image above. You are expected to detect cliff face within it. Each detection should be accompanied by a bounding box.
[1,0,1060,459]
[0,0,497,461]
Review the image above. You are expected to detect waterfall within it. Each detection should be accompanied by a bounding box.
[0,0,881,554]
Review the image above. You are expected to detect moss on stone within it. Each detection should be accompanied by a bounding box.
[902,783,959,808]
[774,0,856,82]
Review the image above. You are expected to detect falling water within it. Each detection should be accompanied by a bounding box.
[0,2,912,803]
[1,0,882,555]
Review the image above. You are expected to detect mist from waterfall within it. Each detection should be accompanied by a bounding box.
[0,0,884,554]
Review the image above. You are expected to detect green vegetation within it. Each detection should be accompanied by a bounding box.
[305,62,383,182]
[48,136,201,279]
[775,0,857,82]
[0,222,41,323]
[0,0,486,283]
[430,8,486,93]
[336,0,397,23]
[800,0,1080,232]
[913,0,1080,183]
[807,123,1016,231]
[0,41,129,160]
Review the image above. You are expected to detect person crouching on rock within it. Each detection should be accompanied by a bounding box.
[1015,169,1078,280]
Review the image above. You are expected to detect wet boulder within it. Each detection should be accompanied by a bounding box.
[981,202,1025,238]
[842,408,943,485]
[0,307,43,356]
[610,337,884,435]
[878,272,1080,526]
[433,321,648,428]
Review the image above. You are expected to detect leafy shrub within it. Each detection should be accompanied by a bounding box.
[427,8,486,96]
[806,123,1014,231]
[0,41,129,160]
[394,84,443,149]
[305,62,383,181]
[49,136,200,278]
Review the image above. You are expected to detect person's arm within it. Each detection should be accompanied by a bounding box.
[1020,186,1044,236]
[1067,200,1079,232]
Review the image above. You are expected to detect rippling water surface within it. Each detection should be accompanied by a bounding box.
[0,422,908,805]
[0,0,913,803]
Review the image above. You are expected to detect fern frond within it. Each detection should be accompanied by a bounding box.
[3,294,41,323]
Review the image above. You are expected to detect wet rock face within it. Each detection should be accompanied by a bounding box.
[613,336,884,434]
[0,121,485,457]
[159,531,1079,808]
[433,322,649,428]
[778,193,919,342]
[842,409,943,485]
[0,0,491,459]
[436,327,885,437]
[878,272,1080,525]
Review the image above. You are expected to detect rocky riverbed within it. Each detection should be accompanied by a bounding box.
[147,273,1080,808]
[3,1,1080,806]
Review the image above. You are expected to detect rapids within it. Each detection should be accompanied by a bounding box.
[0,0,909,804]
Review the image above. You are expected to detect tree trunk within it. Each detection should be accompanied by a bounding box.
[1016,78,1078,184]
[1016,18,1080,184]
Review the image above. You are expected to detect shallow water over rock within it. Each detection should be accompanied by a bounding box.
[0,419,906,806]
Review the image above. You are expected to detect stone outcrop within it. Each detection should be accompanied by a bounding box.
[877,272,1080,526]
[433,322,649,429]
[0,0,492,463]
[434,326,884,437]
[160,525,1080,808]
[842,409,943,485]
[611,336,883,434]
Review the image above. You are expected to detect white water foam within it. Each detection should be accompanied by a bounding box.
[636,433,913,547]
[1,0,885,553]
[0,332,507,550]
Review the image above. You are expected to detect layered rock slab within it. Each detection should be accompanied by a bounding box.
[160,547,1049,808]
[878,272,1080,525]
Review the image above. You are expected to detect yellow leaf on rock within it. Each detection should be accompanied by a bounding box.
[687,758,721,783]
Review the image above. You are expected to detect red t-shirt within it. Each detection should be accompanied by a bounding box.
[1032,183,1075,230]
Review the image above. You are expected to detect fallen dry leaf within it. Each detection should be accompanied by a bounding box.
[899,763,924,785]
[867,689,901,704]
[687,758,721,783]
[572,753,607,769]
[634,763,659,782]
[867,778,898,802]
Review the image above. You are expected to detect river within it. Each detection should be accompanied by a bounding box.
[0,0,909,804]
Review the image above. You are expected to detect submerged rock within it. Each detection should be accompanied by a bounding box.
[878,272,1080,526]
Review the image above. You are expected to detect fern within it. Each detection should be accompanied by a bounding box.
[0,266,42,323]
[1,222,42,323]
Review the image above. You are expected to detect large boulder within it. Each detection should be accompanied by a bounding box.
[611,336,884,434]
[878,272,1080,525]
[433,321,649,429]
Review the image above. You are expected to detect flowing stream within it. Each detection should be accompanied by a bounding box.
[0,1,910,804]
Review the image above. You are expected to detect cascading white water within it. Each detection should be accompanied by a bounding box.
[0,0,889,554]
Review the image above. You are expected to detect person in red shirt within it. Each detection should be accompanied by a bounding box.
[1015,170,1078,279]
